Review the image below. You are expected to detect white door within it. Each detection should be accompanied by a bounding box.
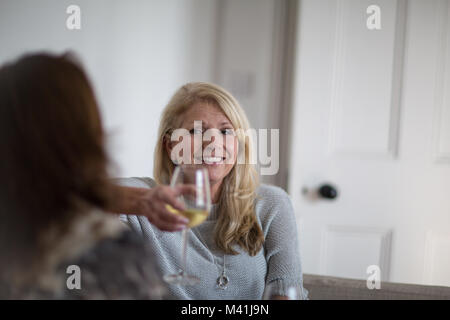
[288,0,450,286]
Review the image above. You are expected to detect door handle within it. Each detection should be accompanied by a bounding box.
[318,184,338,200]
[302,183,339,201]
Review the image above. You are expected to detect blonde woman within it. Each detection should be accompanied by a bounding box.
[113,82,307,300]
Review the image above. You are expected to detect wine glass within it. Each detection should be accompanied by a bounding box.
[163,165,211,285]
[263,282,305,300]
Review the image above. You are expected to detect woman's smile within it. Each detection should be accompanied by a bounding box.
[201,156,224,165]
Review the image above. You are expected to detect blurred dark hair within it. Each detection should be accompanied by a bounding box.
[0,52,113,274]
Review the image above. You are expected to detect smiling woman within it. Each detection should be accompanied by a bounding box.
[113,82,308,300]
[164,102,239,203]
[156,83,261,256]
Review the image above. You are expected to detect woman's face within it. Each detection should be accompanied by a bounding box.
[166,101,238,188]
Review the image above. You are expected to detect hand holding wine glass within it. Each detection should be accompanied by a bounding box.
[163,165,211,285]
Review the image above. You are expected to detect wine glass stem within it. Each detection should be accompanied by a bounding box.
[181,228,188,275]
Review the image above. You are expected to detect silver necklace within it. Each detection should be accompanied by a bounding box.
[192,229,229,290]
[216,256,229,290]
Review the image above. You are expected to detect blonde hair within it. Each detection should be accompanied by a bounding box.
[153,82,264,256]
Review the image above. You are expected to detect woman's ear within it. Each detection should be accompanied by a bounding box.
[164,135,173,156]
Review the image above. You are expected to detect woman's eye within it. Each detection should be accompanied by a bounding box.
[189,128,203,135]
[222,129,235,135]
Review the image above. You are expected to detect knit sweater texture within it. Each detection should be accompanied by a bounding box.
[117,177,308,300]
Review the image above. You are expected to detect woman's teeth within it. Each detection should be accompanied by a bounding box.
[203,157,223,164]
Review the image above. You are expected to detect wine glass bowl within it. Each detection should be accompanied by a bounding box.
[263,282,303,300]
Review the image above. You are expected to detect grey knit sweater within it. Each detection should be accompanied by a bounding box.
[117,177,308,300]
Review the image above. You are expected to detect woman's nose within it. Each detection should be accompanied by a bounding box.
[202,133,223,148]
[202,139,226,157]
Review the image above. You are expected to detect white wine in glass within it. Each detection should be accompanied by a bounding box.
[163,165,211,285]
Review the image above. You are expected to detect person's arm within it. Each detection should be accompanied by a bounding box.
[107,183,190,232]
[263,187,308,300]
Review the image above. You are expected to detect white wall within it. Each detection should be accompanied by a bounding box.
[0,0,283,182]
[214,0,276,132]
[0,0,218,177]
[214,0,289,186]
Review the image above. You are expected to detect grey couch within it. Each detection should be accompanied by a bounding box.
[303,274,450,300]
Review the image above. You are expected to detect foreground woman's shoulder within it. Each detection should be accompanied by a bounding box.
[60,229,165,299]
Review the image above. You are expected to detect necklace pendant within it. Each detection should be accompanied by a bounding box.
[216,274,229,290]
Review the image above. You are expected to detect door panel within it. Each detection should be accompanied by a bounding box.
[320,226,392,281]
[329,0,405,157]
